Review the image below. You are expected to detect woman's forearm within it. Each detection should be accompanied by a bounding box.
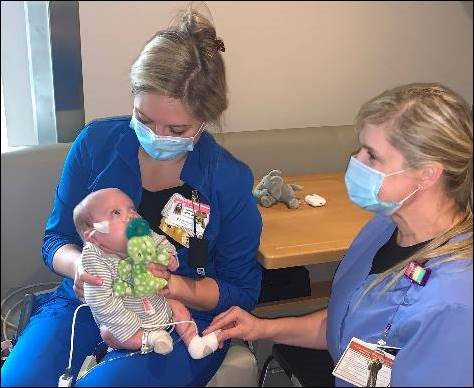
[52,244,82,279]
[170,275,219,311]
[260,308,328,349]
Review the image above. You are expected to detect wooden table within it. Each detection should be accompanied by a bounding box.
[253,172,373,315]
[257,172,373,270]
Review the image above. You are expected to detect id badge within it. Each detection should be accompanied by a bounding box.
[332,337,396,387]
[161,193,210,238]
[159,193,211,248]
[159,219,190,247]
[142,297,156,316]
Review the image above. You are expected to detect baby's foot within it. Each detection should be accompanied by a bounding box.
[148,330,173,355]
[187,330,220,359]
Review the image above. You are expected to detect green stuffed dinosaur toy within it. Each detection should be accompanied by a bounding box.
[113,218,170,298]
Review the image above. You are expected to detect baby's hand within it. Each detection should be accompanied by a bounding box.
[167,255,179,272]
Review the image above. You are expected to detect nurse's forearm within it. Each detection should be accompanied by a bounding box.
[260,308,327,349]
[170,275,219,311]
[52,244,82,279]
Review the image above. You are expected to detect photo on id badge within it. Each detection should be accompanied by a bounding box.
[332,337,396,387]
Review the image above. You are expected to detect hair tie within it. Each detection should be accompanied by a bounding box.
[214,38,225,52]
[412,87,445,98]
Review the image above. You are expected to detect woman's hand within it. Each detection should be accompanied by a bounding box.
[74,260,103,302]
[203,306,264,348]
[167,255,179,272]
[148,263,174,298]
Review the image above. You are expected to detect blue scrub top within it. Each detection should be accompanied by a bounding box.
[41,116,263,322]
[327,215,473,386]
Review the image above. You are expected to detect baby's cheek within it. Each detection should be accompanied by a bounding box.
[112,230,128,253]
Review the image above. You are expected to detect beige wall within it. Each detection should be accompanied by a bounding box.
[79,1,473,132]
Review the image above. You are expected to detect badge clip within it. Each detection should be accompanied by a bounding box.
[404,261,430,286]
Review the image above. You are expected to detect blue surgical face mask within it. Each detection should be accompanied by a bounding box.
[344,156,420,216]
[130,116,205,161]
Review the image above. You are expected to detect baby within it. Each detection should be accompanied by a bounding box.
[73,187,218,358]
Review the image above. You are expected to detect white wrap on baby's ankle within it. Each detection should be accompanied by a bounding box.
[148,330,173,355]
[187,333,219,359]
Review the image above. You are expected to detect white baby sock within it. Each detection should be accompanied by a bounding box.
[148,330,173,355]
[187,331,220,360]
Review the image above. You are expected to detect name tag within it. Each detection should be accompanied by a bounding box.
[332,337,396,387]
[159,193,211,247]
[162,193,210,236]
[142,297,156,316]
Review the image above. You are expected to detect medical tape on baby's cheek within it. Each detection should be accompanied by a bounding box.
[92,220,110,234]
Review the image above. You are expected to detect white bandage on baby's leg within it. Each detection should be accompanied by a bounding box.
[187,331,220,359]
[148,329,173,355]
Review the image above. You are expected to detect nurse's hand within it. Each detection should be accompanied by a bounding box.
[148,263,174,298]
[203,306,264,348]
[74,260,103,302]
[167,255,179,272]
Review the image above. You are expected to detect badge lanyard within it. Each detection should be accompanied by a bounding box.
[377,260,431,348]
[191,190,201,239]
[188,190,209,274]
[376,261,431,349]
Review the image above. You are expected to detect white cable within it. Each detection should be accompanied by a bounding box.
[66,304,88,371]
[154,319,198,332]
[77,350,142,381]
[145,319,198,346]
[58,303,88,387]
[76,319,200,382]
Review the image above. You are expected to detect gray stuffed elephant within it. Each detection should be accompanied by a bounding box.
[253,170,303,209]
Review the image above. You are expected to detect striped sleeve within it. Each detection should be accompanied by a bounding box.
[82,244,142,343]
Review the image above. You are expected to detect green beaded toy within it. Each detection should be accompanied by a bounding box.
[113,218,170,298]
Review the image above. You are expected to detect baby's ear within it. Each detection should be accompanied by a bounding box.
[83,228,95,243]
